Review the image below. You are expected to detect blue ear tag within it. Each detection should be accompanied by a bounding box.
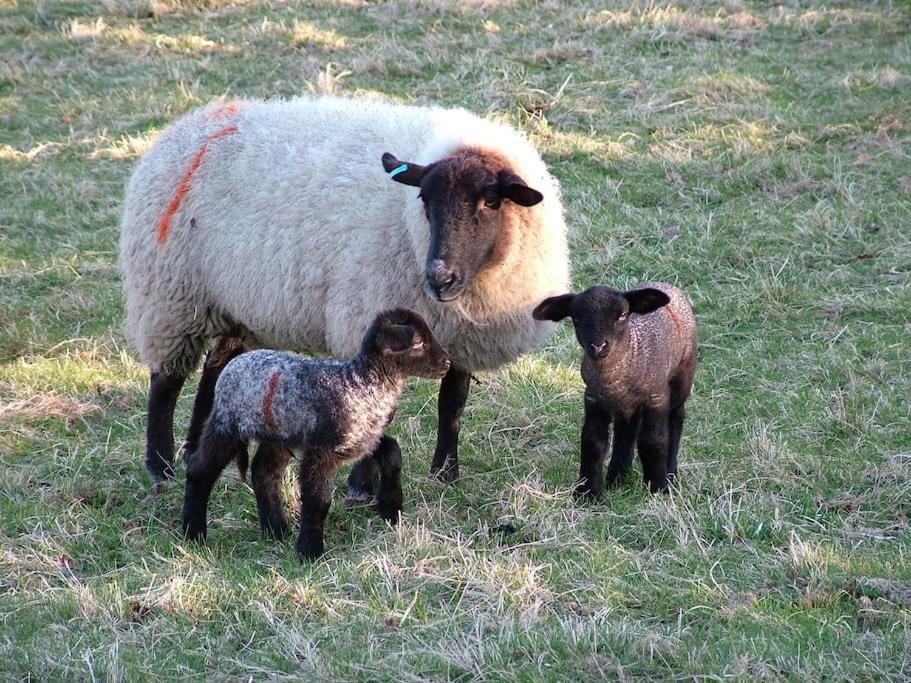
[389,164,409,178]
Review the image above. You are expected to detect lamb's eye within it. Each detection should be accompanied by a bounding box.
[484,197,500,210]
[617,312,628,322]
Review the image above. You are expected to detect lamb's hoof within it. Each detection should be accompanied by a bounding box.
[377,505,402,524]
[146,460,175,485]
[296,540,324,562]
[573,483,602,503]
[430,460,459,484]
[261,518,290,540]
[344,485,375,506]
[180,441,197,465]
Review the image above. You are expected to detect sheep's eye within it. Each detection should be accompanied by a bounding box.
[617,312,628,322]
[481,186,500,210]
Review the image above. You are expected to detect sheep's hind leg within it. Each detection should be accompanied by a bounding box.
[182,425,247,540]
[345,451,379,503]
[374,436,403,523]
[577,395,611,500]
[146,371,187,483]
[251,441,293,539]
[637,412,670,493]
[430,366,471,483]
[666,405,686,487]
[605,413,640,488]
[183,336,246,459]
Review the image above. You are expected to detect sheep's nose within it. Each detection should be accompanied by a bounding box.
[590,341,607,356]
[425,260,462,301]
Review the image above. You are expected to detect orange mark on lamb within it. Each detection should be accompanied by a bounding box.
[156,124,238,245]
[664,306,681,340]
[262,371,282,429]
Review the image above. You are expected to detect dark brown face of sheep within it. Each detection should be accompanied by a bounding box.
[382,150,544,303]
[367,308,451,379]
[533,286,670,360]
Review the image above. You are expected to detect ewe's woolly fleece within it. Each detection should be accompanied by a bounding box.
[120,96,570,376]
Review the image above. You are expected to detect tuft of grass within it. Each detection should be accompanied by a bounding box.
[2,0,910,679]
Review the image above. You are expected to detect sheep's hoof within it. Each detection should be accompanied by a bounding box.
[146,455,175,484]
[296,538,324,562]
[573,483,602,502]
[261,517,290,540]
[430,459,459,484]
[344,486,375,506]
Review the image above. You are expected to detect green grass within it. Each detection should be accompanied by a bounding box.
[2,0,910,679]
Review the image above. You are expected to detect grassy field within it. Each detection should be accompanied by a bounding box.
[2,0,910,679]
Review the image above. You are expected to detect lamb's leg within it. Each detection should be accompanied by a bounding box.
[182,425,246,540]
[345,450,379,503]
[430,365,471,483]
[637,412,670,493]
[146,371,187,482]
[183,336,246,458]
[577,395,611,500]
[251,441,293,539]
[605,413,640,487]
[296,451,334,561]
[666,405,686,487]
[374,436,403,523]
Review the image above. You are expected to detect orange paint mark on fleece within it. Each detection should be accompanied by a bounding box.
[209,101,241,120]
[156,124,238,245]
[262,371,282,429]
[664,306,681,340]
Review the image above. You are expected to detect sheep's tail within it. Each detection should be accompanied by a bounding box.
[190,416,249,483]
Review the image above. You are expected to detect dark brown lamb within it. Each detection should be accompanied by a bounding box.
[533,282,697,496]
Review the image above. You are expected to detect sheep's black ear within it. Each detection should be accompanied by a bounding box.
[382,152,426,187]
[624,288,670,315]
[382,324,419,354]
[498,170,543,207]
[532,294,575,322]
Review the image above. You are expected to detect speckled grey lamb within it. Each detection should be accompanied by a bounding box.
[533,282,697,496]
[181,308,450,560]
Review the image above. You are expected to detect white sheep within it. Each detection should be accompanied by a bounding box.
[119,95,570,486]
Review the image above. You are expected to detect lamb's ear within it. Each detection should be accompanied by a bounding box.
[382,152,426,187]
[624,288,670,315]
[498,170,543,207]
[382,324,420,354]
[532,294,575,322]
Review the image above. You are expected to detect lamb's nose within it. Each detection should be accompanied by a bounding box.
[590,341,606,355]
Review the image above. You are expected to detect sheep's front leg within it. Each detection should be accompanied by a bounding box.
[183,336,246,458]
[578,395,611,500]
[374,436,403,523]
[146,371,187,482]
[637,411,670,493]
[296,450,334,561]
[252,441,293,539]
[606,412,640,487]
[430,366,471,483]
